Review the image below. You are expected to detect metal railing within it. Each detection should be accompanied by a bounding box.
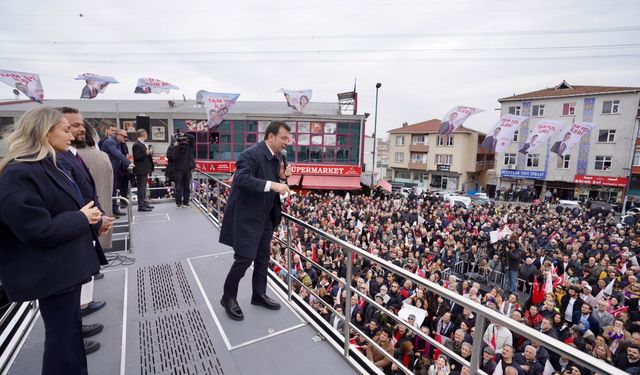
[452,260,532,294]
[112,196,133,253]
[191,169,626,375]
[0,301,39,374]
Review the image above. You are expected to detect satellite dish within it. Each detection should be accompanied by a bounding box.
[12,89,20,96]
[168,100,175,108]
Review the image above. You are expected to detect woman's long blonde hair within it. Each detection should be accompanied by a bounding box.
[0,107,63,174]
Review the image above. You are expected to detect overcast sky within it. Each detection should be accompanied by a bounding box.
[1,0,639,136]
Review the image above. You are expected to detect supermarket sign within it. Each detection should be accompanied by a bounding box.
[195,161,361,176]
[574,174,627,188]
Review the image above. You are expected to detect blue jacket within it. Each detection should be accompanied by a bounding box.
[101,135,130,174]
[219,141,282,259]
[0,158,100,301]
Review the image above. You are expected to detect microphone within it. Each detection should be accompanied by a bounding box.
[280,149,288,169]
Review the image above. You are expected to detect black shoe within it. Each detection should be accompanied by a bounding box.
[182,202,191,207]
[94,272,104,280]
[84,340,100,355]
[251,294,281,310]
[138,207,152,212]
[144,204,155,209]
[220,296,244,321]
[82,323,103,338]
[81,300,106,317]
[176,203,182,208]
[113,209,126,216]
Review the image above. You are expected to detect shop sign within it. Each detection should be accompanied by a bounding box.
[574,174,627,188]
[500,169,546,180]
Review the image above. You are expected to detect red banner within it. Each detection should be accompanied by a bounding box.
[195,160,362,176]
[574,174,627,188]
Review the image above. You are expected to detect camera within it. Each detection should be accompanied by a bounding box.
[173,131,189,147]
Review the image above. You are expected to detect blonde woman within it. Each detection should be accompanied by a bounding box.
[0,107,102,375]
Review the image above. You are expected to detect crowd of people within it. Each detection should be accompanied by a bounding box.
[238,189,640,375]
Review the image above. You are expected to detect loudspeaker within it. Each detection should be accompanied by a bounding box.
[136,116,150,133]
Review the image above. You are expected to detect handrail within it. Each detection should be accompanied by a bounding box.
[112,196,133,253]
[191,169,625,375]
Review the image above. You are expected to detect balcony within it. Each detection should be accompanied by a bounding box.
[409,144,429,153]
[408,161,428,170]
[474,160,495,171]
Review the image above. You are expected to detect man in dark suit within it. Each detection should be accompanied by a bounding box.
[219,121,292,321]
[438,112,458,135]
[132,129,154,212]
[481,126,501,152]
[81,80,99,99]
[518,134,539,154]
[551,132,571,156]
[101,129,131,216]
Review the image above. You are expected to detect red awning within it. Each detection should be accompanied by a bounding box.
[288,174,302,186]
[301,175,361,190]
[378,179,392,192]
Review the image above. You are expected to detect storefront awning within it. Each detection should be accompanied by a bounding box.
[288,174,302,186]
[301,175,361,190]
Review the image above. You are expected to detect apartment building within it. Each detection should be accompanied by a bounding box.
[496,81,640,203]
[387,119,494,192]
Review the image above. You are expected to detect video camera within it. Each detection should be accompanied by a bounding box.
[173,129,189,147]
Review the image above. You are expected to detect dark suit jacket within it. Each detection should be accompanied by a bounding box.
[57,151,108,265]
[101,136,131,174]
[132,141,154,175]
[0,158,100,301]
[551,141,568,155]
[219,141,282,259]
[438,121,454,135]
[480,135,497,151]
[518,143,532,154]
[560,295,583,319]
[81,85,97,99]
[571,311,601,335]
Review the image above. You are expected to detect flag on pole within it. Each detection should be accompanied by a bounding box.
[532,277,545,304]
[594,278,615,303]
[0,68,44,103]
[201,92,240,130]
[480,114,528,152]
[545,271,553,294]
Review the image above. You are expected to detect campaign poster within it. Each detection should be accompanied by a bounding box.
[480,115,528,152]
[0,69,44,103]
[134,77,179,94]
[282,89,312,112]
[519,119,566,155]
[438,105,485,135]
[76,73,119,99]
[550,122,598,156]
[201,92,240,131]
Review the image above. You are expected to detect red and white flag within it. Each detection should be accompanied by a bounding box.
[201,91,240,131]
[0,68,44,103]
[134,77,179,94]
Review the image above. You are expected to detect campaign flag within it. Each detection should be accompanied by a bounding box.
[0,68,44,103]
[519,119,566,154]
[134,77,179,94]
[438,105,485,135]
[550,122,598,156]
[490,226,512,244]
[480,114,528,152]
[545,271,553,294]
[201,92,240,131]
[399,303,427,328]
[75,73,119,99]
[532,277,545,304]
[282,89,312,112]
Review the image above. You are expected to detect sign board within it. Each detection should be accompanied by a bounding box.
[500,169,546,180]
[574,174,627,188]
[195,161,362,176]
[436,164,450,172]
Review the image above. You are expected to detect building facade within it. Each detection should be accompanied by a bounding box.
[496,81,640,203]
[0,99,367,190]
[387,119,495,192]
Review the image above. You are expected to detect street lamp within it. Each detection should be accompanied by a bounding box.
[371,83,381,194]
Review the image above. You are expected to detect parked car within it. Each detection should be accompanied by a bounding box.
[587,200,614,215]
[556,200,581,215]
[470,195,495,206]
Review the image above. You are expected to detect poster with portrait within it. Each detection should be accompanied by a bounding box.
[151,126,166,141]
[438,105,485,135]
[311,135,323,145]
[480,114,528,152]
[134,77,179,94]
[282,88,312,112]
[519,119,566,155]
[310,122,323,134]
[201,91,240,130]
[298,122,310,133]
[184,120,207,132]
[0,69,44,103]
[324,134,336,146]
[298,134,310,145]
[288,134,297,146]
[324,122,336,134]
[76,73,118,99]
[550,122,598,156]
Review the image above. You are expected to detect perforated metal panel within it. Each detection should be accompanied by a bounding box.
[136,263,223,375]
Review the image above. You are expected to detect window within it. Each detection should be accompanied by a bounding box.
[562,103,576,116]
[395,152,405,163]
[411,135,426,145]
[557,155,570,169]
[396,136,405,146]
[435,154,453,165]
[503,153,516,166]
[447,136,454,146]
[633,153,640,166]
[602,100,620,114]
[526,154,540,167]
[437,136,454,146]
[594,156,612,170]
[437,136,445,146]
[508,106,521,115]
[532,105,545,117]
[395,170,410,179]
[512,131,518,142]
[597,130,616,143]
[410,153,428,163]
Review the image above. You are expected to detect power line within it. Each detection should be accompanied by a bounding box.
[0,26,638,45]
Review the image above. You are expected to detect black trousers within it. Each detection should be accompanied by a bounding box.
[39,284,87,375]
[136,174,148,207]
[174,169,192,205]
[223,221,273,299]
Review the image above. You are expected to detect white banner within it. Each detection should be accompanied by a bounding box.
[75,73,119,99]
[282,89,312,112]
[0,69,44,103]
[518,119,566,155]
[480,115,528,152]
[134,77,179,94]
[438,105,485,135]
[550,122,598,156]
[202,92,240,130]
